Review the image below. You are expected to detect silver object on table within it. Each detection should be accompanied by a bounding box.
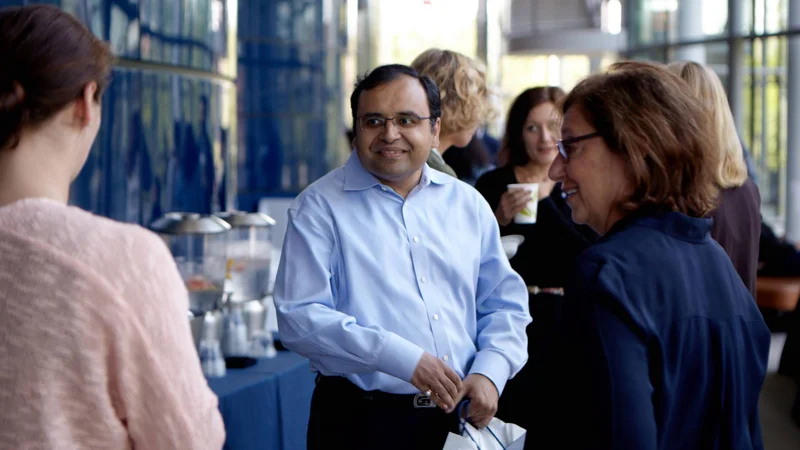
[214,211,278,358]
[214,211,276,229]
[151,212,231,235]
[198,306,226,377]
[151,212,230,359]
[214,211,276,304]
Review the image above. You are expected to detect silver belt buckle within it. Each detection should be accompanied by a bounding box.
[413,393,436,408]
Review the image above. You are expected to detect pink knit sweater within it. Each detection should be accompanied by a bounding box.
[0,198,225,449]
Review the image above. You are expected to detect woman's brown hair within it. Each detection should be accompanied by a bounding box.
[0,5,112,150]
[560,60,719,217]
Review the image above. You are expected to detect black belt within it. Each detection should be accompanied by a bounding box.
[315,374,438,409]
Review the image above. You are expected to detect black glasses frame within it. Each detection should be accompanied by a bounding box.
[556,132,602,161]
[357,115,435,131]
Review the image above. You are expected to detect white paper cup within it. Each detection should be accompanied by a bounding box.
[507,183,539,224]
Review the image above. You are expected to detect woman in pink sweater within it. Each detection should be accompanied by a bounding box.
[0,5,225,449]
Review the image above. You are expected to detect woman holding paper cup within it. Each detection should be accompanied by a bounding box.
[475,87,597,288]
[538,61,769,449]
[475,87,597,442]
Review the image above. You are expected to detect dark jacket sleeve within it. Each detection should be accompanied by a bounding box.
[475,168,515,235]
[475,168,508,213]
[707,179,761,297]
[590,299,658,449]
[582,257,658,449]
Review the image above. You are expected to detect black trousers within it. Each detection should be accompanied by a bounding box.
[307,375,460,450]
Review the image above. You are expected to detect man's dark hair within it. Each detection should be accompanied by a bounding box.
[350,64,441,135]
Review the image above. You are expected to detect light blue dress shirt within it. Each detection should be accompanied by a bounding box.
[274,151,531,395]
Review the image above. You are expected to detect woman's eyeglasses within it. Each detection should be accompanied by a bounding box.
[556,132,601,162]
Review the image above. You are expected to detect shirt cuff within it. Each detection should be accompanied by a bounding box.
[468,350,512,396]
[376,332,425,383]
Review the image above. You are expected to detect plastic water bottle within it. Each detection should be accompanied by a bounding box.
[249,329,277,358]
[199,337,226,377]
[222,306,249,357]
[199,312,226,377]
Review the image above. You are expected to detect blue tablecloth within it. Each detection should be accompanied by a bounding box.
[207,351,316,450]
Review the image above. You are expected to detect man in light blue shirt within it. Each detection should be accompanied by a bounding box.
[274,64,531,450]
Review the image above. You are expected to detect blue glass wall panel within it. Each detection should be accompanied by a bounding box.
[75,67,235,224]
[236,0,346,211]
[3,0,349,219]
[0,0,238,225]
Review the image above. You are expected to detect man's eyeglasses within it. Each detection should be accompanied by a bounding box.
[357,114,434,131]
[556,131,601,162]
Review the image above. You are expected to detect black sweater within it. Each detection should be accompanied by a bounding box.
[475,165,598,288]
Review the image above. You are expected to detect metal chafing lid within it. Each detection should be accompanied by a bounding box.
[214,211,276,228]
[150,212,231,235]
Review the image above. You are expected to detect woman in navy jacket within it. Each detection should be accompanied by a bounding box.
[537,61,771,449]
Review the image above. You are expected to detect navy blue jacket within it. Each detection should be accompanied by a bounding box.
[538,210,770,449]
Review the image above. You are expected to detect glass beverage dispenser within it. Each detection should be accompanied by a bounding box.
[215,211,276,357]
[150,212,231,376]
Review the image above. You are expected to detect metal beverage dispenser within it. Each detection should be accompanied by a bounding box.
[215,211,277,358]
[150,212,231,376]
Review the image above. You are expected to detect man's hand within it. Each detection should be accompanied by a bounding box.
[454,374,499,428]
[410,353,463,412]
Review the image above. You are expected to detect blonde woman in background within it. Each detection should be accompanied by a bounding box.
[411,49,497,177]
[669,61,761,298]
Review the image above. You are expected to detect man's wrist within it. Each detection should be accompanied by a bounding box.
[468,373,499,397]
[376,332,425,382]
[468,351,511,396]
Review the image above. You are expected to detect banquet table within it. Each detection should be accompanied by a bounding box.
[207,351,316,450]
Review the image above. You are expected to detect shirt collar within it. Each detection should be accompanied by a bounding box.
[343,150,456,192]
[604,208,712,243]
[423,159,456,185]
[343,151,380,191]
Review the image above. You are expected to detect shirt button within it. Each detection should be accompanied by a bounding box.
[420,276,427,283]
[433,313,439,321]
[443,354,449,362]
[380,186,388,191]
[413,236,419,243]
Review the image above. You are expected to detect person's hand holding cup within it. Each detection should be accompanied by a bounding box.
[502,183,539,225]
[495,187,530,226]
